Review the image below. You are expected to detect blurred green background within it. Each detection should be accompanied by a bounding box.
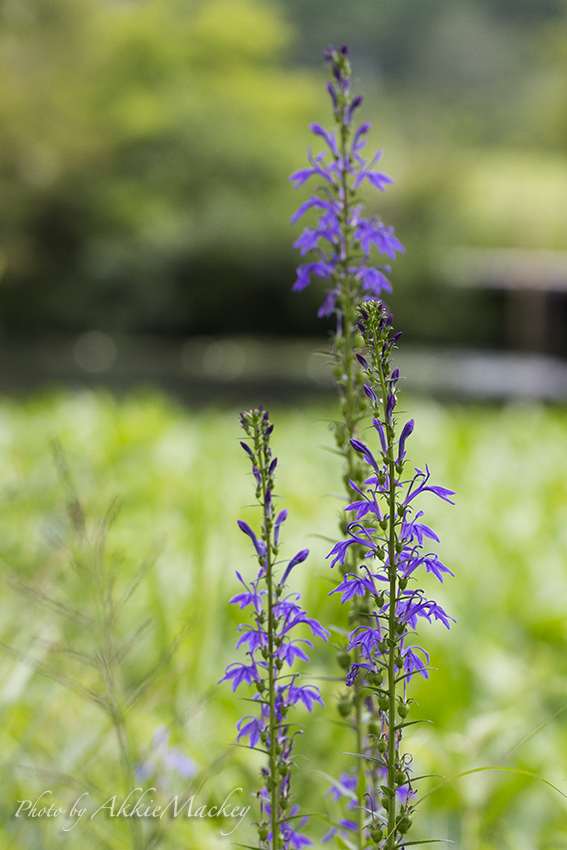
[1,393,567,850]
[1,0,567,350]
[2,3,567,850]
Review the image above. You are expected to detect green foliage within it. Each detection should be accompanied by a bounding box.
[2,0,567,344]
[0,0,321,333]
[1,392,567,847]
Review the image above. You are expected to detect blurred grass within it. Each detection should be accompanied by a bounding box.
[0,391,567,848]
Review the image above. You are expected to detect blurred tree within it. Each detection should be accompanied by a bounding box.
[0,0,323,334]
[1,0,567,347]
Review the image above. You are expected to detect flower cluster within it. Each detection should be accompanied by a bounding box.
[291,45,410,850]
[326,301,455,848]
[221,407,329,850]
[289,44,404,321]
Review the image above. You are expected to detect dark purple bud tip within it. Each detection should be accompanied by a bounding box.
[356,321,366,334]
[345,95,363,124]
[281,549,309,585]
[240,441,254,458]
[356,353,369,369]
[324,45,336,63]
[392,331,402,343]
[340,44,349,56]
[386,393,396,425]
[363,384,378,404]
[327,81,338,110]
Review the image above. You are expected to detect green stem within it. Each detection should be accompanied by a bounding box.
[336,97,368,850]
[266,550,279,850]
[355,676,365,850]
[259,440,280,850]
[99,597,144,850]
[375,341,399,850]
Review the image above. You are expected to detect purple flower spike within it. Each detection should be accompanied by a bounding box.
[224,408,327,846]
[323,299,455,847]
[290,48,403,321]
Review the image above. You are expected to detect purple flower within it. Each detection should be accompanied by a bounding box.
[225,408,328,846]
[237,715,265,749]
[397,418,414,463]
[292,261,333,293]
[136,727,199,781]
[323,297,455,845]
[287,682,324,712]
[274,508,288,545]
[237,520,266,559]
[403,465,456,506]
[281,548,309,585]
[290,51,403,320]
[220,659,260,691]
[330,572,379,602]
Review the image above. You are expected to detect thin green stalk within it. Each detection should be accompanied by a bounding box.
[336,88,369,850]
[257,431,280,850]
[99,582,144,850]
[376,332,399,850]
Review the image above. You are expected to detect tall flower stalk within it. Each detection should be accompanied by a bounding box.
[289,43,403,492]
[326,301,455,848]
[290,45,404,849]
[222,407,329,850]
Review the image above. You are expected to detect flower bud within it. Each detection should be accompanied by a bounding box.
[338,696,353,717]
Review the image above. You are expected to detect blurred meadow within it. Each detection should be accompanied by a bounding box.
[1,393,567,850]
[1,0,567,849]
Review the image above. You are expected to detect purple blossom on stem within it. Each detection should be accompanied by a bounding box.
[221,408,329,850]
[289,48,403,320]
[325,300,455,849]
